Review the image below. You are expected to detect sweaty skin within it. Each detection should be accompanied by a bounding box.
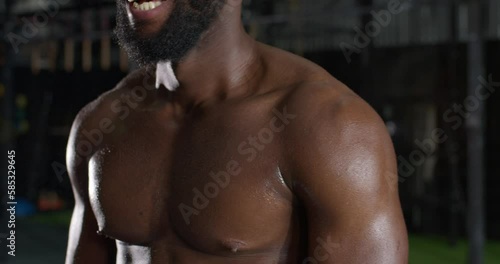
[65,0,408,263]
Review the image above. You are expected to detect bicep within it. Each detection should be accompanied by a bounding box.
[300,175,407,264]
[65,116,116,264]
[288,99,408,263]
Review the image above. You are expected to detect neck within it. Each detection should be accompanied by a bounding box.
[155,4,263,110]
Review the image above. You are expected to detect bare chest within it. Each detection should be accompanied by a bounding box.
[88,108,297,254]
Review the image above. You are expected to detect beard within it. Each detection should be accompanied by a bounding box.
[115,0,225,66]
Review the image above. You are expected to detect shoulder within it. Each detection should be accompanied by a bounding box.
[66,68,153,171]
[272,64,396,191]
[257,43,392,159]
[284,81,388,141]
[259,42,388,143]
[71,68,154,129]
[271,64,407,263]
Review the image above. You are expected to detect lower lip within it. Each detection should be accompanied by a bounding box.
[126,1,172,21]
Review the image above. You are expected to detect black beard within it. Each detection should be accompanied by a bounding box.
[114,0,225,66]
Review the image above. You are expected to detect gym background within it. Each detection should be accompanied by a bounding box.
[0,0,499,263]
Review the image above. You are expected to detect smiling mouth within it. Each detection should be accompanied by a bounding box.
[127,0,166,11]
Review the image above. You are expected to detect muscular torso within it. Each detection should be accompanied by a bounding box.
[69,44,408,264]
[85,77,308,263]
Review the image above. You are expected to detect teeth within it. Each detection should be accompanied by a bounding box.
[132,1,162,11]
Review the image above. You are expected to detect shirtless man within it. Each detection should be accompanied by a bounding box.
[65,0,408,263]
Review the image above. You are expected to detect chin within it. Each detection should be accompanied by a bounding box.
[133,23,165,39]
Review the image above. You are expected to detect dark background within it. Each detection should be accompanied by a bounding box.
[1,0,499,263]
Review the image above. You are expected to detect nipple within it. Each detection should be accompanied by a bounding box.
[221,239,247,254]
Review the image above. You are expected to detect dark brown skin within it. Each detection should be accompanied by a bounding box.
[65,0,408,263]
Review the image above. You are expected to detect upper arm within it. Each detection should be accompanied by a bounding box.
[65,105,116,264]
[285,92,408,263]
